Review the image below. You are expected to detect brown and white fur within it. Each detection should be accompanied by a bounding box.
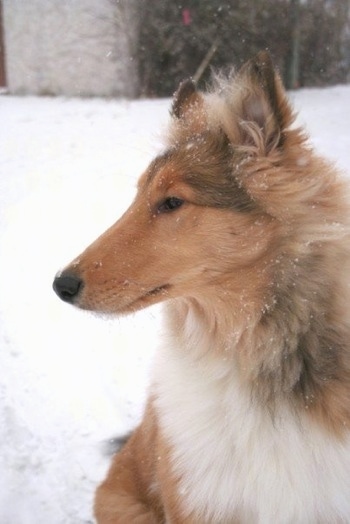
[53,52,350,523]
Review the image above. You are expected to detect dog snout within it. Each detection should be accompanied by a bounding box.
[53,272,83,304]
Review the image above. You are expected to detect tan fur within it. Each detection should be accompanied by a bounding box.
[54,52,350,522]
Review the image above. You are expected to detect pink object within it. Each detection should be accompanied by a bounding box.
[182,8,191,26]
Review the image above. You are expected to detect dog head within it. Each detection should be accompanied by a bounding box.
[53,52,347,319]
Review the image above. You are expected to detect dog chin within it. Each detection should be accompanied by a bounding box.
[76,284,171,316]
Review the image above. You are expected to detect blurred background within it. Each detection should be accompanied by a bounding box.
[1,0,349,100]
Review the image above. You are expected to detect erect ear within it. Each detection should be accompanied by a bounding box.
[236,51,294,150]
[171,79,204,119]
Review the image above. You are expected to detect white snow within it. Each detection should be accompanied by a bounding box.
[0,85,349,523]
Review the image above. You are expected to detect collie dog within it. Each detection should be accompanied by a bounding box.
[53,52,350,523]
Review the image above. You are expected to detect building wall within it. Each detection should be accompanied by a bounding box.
[2,0,139,97]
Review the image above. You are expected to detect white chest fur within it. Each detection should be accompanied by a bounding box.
[153,339,350,523]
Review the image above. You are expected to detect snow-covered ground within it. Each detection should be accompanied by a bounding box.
[1,85,349,523]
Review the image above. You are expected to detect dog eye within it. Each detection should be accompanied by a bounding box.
[157,197,184,214]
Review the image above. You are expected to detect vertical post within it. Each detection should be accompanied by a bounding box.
[286,0,301,89]
[0,0,6,87]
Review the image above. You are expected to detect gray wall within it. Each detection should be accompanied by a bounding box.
[3,0,139,97]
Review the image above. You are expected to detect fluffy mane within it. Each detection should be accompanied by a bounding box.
[165,52,350,435]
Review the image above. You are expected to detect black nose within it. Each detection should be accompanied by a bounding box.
[53,273,83,303]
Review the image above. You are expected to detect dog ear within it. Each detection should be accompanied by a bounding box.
[236,51,294,150]
[171,79,203,119]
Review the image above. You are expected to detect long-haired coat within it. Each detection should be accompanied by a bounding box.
[53,52,350,523]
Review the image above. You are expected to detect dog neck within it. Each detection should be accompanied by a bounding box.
[164,272,350,437]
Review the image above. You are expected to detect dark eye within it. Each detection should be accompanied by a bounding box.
[157,197,184,214]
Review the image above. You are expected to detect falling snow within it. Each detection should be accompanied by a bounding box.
[0,85,350,523]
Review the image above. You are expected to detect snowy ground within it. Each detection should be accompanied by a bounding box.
[1,85,350,523]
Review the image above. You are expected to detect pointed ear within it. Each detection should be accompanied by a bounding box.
[171,79,203,119]
[236,51,294,150]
